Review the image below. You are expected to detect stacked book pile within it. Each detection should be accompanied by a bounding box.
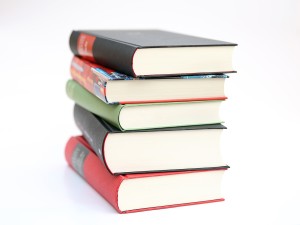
[65,30,237,213]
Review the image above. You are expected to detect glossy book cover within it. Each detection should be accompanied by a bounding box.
[70,56,229,104]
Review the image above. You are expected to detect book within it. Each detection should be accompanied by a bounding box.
[65,135,227,213]
[67,80,224,131]
[73,104,228,175]
[69,30,237,77]
[70,56,228,104]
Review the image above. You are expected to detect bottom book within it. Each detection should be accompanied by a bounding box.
[65,136,227,213]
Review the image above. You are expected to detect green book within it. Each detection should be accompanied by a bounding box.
[66,80,224,131]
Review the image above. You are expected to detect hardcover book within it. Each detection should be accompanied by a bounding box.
[69,30,237,77]
[73,104,228,175]
[66,80,224,131]
[70,56,228,104]
[65,135,227,213]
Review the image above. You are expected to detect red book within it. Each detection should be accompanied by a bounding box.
[65,136,227,213]
[70,56,228,104]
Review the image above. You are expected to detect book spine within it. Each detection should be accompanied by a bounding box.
[65,136,123,213]
[69,31,138,77]
[65,136,227,214]
[66,80,123,129]
[73,104,111,162]
[70,56,110,104]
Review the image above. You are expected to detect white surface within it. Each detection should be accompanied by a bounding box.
[0,0,299,224]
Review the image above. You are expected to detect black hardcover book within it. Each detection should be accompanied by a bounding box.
[69,29,237,77]
[74,104,229,175]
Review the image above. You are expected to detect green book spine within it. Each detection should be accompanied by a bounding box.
[66,80,123,130]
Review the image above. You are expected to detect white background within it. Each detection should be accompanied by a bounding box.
[1,0,300,224]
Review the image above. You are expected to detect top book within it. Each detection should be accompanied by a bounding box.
[69,30,237,77]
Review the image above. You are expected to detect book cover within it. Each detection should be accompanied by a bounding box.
[65,135,227,213]
[66,80,123,129]
[67,80,225,131]
[69,30,237,77]
[73,104,227,174]
[70,56,228,104]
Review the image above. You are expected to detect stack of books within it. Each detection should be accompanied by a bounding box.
[65,30,237,213]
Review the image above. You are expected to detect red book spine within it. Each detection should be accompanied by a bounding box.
[70,56,110,104]
[65,136,124,213]
[70,56,228,104]
[65,136,226,213]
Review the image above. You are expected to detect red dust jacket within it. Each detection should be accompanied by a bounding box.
[65,136,226,213]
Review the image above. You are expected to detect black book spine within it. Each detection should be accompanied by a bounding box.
[69,31,138,77]
[69,31,79,55]
[73,104,110,162]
